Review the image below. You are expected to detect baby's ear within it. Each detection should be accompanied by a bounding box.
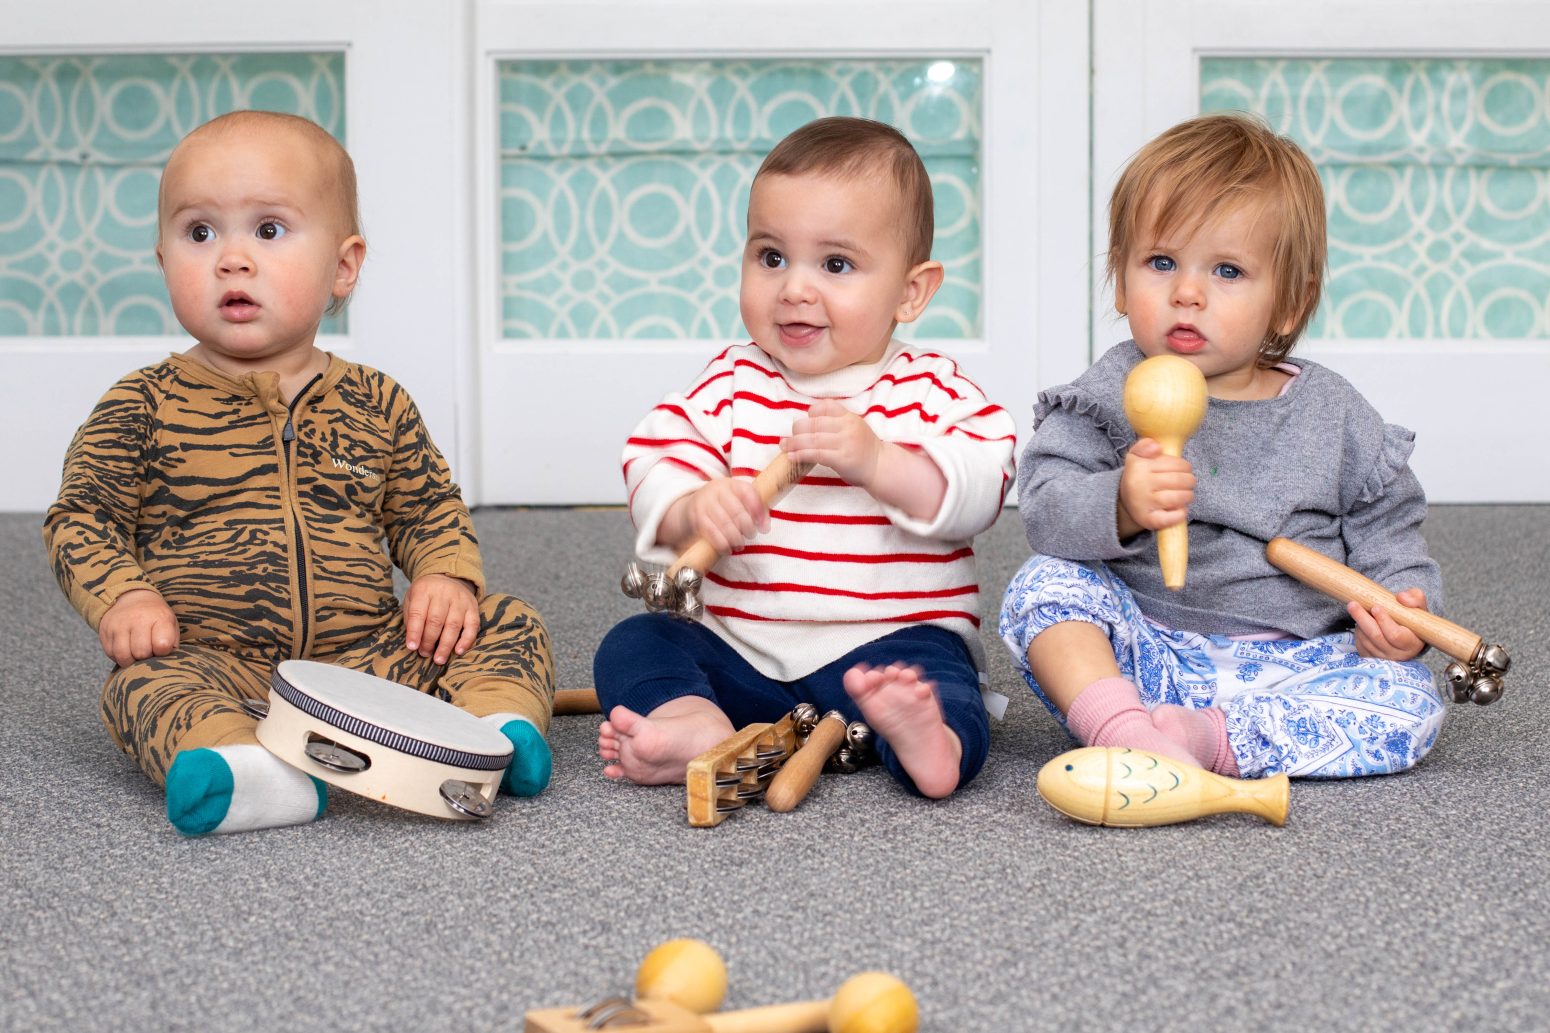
[333,235,367,297]
[894,260,945,324]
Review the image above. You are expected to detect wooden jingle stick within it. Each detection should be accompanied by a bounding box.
[526,971,917,1033]
[765,710,847,813]
[666,452,815,593]
[1038,746,1288,828]
[1265,536,1510,704]
[1267,536,1475,658]
[552,688,600,715]
[1123,355,1208,590]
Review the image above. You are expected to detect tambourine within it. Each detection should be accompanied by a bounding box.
[251,660,512,820]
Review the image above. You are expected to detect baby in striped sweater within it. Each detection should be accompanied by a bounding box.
[594,116,1016,799]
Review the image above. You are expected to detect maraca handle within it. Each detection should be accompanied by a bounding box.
[665,454,813,579]
[1265,537,1480,661]
[1156,523,1188,591]
[765,712,846,813]
[705,1000,828,1033]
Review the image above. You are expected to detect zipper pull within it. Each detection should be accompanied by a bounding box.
[283,417,295,443]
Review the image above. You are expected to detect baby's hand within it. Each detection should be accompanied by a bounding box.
[404,573,480,664]
[1118,437,1196,537]
[98,588,179,667]
[1350,588,1427,662]
[782,400,882,488]
[683,476,770,555]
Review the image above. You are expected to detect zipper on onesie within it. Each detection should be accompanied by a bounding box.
[282,373,323,658]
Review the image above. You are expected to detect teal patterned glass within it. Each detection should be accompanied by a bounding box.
[498,59,982,340]
[0,53,346,337]
[1202,58,1550,339]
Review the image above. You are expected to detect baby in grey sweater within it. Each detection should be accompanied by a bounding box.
[1000,113,1446,781]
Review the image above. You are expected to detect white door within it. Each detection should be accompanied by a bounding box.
[470,0,1091,504]
[3,1,468,512]
[1093,0,1550,503]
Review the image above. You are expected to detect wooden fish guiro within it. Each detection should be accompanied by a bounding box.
[1037,746,1288,828]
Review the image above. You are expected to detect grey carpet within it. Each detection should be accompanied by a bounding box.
[2,506,1546,1032]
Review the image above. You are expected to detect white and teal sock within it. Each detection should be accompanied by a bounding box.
[482,714,552,797]
[165,745,326,837]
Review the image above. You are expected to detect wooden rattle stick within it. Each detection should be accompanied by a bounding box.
[525,971,918,1033]
[1265,536,1511,704]
[1037,746,1289,828]
[1122,355,1208,590]
[552,688,600,715]
[668,452,815,584]
[1265,537,1476,659]
[765,710,848,813]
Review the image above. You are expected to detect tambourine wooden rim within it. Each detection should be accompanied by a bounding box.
[257,660,512,820]
[269,663,510,771]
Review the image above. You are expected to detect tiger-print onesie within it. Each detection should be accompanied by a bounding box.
[44,352,553,785]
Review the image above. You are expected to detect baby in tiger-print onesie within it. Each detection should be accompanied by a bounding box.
[43,111,555,836]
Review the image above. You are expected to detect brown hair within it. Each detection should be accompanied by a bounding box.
[754,116,935,266]
[1107,112,1326,364]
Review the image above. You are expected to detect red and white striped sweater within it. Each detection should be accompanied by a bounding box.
[624,339,1017,681]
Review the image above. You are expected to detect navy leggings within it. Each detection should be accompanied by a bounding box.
[593,614,989,795]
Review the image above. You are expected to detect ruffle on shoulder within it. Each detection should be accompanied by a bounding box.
[1033,385,1132,454]
[1358,422,1418,505]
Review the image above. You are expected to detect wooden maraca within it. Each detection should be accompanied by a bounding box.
[1266,536,1511,705]
[622,453,814,620]
[1037,746,1288,828]
[1122,354,1208,590]
[525,966,918,1033]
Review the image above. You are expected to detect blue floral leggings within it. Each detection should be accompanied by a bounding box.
[1000,555,1446,779]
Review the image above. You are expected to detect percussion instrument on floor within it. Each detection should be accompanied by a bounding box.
[622,453,814,621]
[685,704,876,826]
[251,660,512,820]
[1266,536,1511,705]
[765,708,848,813]
[526,947,918,1033]
[553,687,602,715]
[685,713,801,828]
[1037,746,1289,828]
[1123,354,1208,590]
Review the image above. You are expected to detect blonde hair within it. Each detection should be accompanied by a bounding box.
[158,110,362,315]
[1107,112,1326,364]
[754,116,935,266]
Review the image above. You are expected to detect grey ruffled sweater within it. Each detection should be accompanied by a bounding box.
[1018,341,1443,638]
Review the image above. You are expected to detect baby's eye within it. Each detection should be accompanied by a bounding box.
[823,256,854,275]
[256,221,287,241]
[187,223,214,244]
[758,248,785,270]
[1146,254,1175,272]
[1214,263,1243,281]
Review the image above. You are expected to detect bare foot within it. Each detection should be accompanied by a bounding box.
[843,662,962,798]
[596,698,734,785]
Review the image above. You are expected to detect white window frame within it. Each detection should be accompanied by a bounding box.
[4,0,468,511]
[469,0,1089,504]
[1092,0,1550,502]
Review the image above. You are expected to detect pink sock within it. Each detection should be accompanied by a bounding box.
[1065,678,1198,767]
[1151,704,1238,776]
